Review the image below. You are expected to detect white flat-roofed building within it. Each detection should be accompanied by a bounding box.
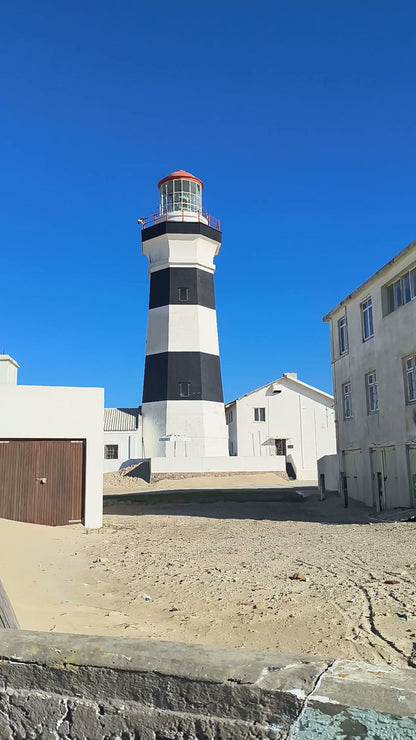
[103,407,142,472]
[225,373,336,482]
[323,238,416,510]
[0,355,103,528]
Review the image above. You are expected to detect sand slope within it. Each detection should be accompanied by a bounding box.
[1,486,415,669]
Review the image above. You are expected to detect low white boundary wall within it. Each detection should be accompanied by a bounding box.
[150,455,286,474]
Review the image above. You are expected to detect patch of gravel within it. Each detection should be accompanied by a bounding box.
[104,464,149,490]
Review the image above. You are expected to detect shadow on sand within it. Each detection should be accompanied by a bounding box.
[103,488,379,526]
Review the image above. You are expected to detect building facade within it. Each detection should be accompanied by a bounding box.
[140,170,228,459]
[0,355,103,528]
[225,373,336,481]
[323,239,416,510]
[103,407,142,472]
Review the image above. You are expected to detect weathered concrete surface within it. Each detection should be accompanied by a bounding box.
[0,631,415,739]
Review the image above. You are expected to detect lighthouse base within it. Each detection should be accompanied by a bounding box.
[142,400,229,459]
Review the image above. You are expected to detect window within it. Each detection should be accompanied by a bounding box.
[366,372,379,413]
[226,409,233,424]
[361,298,374,341]
[179,381,190,397]
[405,354,416,403]
[275,439,287,456]
[386,267,416,313]
[104,444,119,460]
[343,382,352,419]
[178,287,189,302]
[338,315,348,355]
[254,407,266,422]
[159,178,202,215]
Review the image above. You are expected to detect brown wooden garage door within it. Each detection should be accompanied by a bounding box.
[0,439,85,526]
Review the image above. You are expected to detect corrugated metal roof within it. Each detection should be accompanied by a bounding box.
[104,408,140,432]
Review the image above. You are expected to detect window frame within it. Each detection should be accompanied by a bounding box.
[179,381,191,398]
[404,354,416,404]
[361,297,374,342]
[337,315,348,355]
[386,265,416,314]
[104,444,119,460]
[254,407,266,422]
[365,371,379,414]
[178,287,189,302]
[343,381,353,420]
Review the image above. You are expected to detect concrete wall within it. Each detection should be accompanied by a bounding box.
[327,243,416,509]
[0,630,415,739]
[0,355,19,385]
[150,455,286,474]
[103,430,143,472]
[142,400,229,459]
[227,376,336,481]
[317,454,339,492]
[0,385,104,528]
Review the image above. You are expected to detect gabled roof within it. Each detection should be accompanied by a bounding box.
[104,408,140,432]
[225,374,333,407]
[323,238,416,322]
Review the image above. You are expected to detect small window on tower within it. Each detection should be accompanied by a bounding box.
[178,287,189,302]
[179,382,190,397]
[104,444,119,459]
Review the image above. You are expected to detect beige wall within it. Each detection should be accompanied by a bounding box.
[328,244,416,508]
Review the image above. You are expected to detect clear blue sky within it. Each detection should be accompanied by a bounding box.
[1,1,415,405]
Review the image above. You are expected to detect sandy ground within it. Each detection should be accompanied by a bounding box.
[1,475,416,668]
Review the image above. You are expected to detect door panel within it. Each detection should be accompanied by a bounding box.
[408,447,416,506]
[0,440,85,526]
[343,450,361,502]
[382,446,397,510]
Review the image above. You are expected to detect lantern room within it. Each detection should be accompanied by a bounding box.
[158,170,203,217]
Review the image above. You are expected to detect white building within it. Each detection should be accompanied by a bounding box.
[0,355,103,528]
[103,407,142,472]
[225,373,336,481]
[323,238,416,510]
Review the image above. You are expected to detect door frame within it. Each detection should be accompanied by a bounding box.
[0,438,86,526]
[406,444,416,507]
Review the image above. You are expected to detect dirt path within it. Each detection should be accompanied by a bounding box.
[1,488,416,668]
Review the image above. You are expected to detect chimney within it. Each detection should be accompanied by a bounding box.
[0,356,19,385]
[283,372,297,380]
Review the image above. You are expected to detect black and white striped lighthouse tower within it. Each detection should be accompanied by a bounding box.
[140,170,228,459]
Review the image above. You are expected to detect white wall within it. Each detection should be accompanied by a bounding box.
[146,305,220,355]
[0,385,104,528]
[228,378,336,481]
[317,454,339,492]
[0,356,19,385]
[150,456,285,474]
[142,400,229,458]
[103,430,143,472]
[142,232,219,273]
[328,244,416,508]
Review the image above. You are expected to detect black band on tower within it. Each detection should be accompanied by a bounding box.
[149,267,216,310]
[142,220,222,244]
[143,352,224,403]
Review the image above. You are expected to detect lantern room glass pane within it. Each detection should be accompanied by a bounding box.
[159,178,202,214]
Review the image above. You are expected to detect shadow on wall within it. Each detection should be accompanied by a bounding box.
[119,460,151,483]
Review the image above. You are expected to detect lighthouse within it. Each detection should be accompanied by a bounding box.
[140,170,229,459]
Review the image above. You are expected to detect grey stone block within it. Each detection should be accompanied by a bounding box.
[0,631,415,739]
